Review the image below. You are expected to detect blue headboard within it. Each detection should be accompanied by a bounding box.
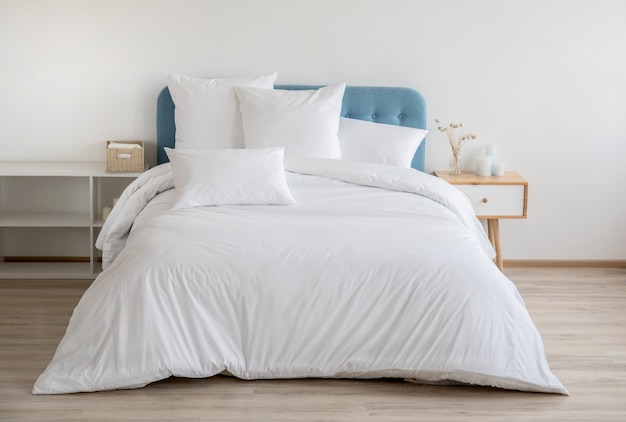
[156,85,427,171]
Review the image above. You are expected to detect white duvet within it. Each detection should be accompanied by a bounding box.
[33,159,567,395]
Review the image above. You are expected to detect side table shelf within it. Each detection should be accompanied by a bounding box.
[0,162,140,279]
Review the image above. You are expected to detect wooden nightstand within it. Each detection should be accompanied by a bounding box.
[434,170,528,271]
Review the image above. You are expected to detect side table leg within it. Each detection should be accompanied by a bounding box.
[487,219,496,247]
[487,219,503,271]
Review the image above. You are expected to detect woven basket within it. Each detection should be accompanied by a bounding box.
[106,141,144,173]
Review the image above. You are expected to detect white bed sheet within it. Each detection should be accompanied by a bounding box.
[33,159,567,395]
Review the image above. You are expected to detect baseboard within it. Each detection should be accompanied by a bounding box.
[3,256,92,263]
[504,259,626,268]
[5,256,624,268]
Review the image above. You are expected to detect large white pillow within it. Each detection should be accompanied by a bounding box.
[164,147,295,208]
[167,73,278,150]
[338,118,427,168]
[234,83,346,159]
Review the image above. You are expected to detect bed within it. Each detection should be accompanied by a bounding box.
[33,74,567,395]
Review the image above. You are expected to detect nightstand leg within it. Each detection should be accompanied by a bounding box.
[487,219,503,271]
[487,220,496,246]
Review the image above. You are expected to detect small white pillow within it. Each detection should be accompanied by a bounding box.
[235,83,346,159]
[338,118,427,168]
[167,73,278,150]
[165,147,295,208]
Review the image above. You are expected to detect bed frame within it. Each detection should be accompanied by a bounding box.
[156,85,427,171]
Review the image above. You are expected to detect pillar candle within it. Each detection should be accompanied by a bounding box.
[485,144,497,175]
[476,156,492,176]
[492,161,505,177]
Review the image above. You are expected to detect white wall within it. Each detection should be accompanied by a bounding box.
[1,0,625,260]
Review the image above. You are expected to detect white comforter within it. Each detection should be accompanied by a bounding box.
[33,159,567,395]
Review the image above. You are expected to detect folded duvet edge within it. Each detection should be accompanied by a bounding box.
[32,366,569,395]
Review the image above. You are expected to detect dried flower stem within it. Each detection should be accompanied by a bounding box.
[435,119,476,176]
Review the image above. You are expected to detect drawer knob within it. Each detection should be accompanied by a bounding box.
[482,198,489,203]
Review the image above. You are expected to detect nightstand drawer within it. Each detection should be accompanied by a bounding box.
[454,184,526,217]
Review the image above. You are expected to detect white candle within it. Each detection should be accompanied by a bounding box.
[492,161,505,177]
[476,156,492,177]
[102,206,112,221]
[485,144,497,175]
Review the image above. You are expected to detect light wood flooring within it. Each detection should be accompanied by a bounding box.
[1,267,625,421]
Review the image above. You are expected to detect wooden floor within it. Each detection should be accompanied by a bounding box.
[1,267,625,421]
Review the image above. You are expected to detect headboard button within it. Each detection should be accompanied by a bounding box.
[371,114,377,119]
[398,114,403,119]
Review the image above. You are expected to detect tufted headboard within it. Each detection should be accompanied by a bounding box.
[156,85,427,171]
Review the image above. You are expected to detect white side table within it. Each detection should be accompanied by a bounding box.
[434,170,528,271]
[0,162,141,279]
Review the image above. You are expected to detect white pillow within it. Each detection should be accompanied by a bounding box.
[164,147,295,208]
[235,83,346,159]
[167,73,278,150]
[338,118,427,168]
